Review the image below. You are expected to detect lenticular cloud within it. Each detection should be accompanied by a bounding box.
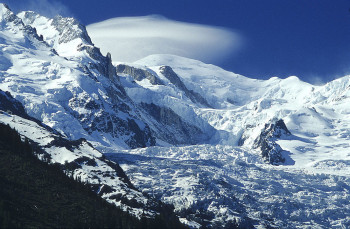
[87,15,243,64]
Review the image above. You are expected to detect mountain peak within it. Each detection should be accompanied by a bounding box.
[18,11,92,46]
[0,3,10,11]
[52,15,92,44]
[0,3,15,22]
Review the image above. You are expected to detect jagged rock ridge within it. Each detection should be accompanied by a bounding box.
[140,102,205,145]
[159,65,211,107]
[116,64,164,85]
[253,119,291,164]
[0,5,157,149]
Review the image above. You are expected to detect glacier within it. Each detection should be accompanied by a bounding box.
[112,55,350,228]
[0,3,349,228]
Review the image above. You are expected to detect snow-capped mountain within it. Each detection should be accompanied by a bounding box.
[112,54,350,227]
[1,3,350,228]
[0,4,157,150]
[117,54,350,171]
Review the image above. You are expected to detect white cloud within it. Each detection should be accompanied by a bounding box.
[87,15,244,64]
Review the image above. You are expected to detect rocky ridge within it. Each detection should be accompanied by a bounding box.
[0,5,156,149]
[253,119,292,164]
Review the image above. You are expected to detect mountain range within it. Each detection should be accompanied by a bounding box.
[0,3,349,228]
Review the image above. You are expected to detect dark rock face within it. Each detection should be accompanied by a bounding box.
[0,90,30,119]
[126,118,156,148]
[141,103,204,145]
[116,64,163,85]
[159,66,211,107]
[66,93,156,149]
[0,90,57,133]
[106,52,117,81]
[254,119,291,165]
[271,119,291,137]
[77,45,118,81]
[73,156,97,167]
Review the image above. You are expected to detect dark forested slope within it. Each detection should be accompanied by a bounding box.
[0,123,186,228]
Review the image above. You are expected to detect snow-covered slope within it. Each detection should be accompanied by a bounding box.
[1,3,350,228]
[113,54,350,227]
[0,4,157,150]
[117,54,350,171]
[0,89,155,217]
[0,5,207,150]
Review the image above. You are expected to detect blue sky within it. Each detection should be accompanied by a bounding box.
[5,0,350,83]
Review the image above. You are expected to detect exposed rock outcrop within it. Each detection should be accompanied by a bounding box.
[253,119,291,165]
[141,103,205,145]
[116,64,163,85]
[159,66,211,107]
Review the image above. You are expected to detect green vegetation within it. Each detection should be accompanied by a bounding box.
[0,123,186,228]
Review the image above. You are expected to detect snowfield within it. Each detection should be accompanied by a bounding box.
[0,3,350,228]
[112,54,350,227]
